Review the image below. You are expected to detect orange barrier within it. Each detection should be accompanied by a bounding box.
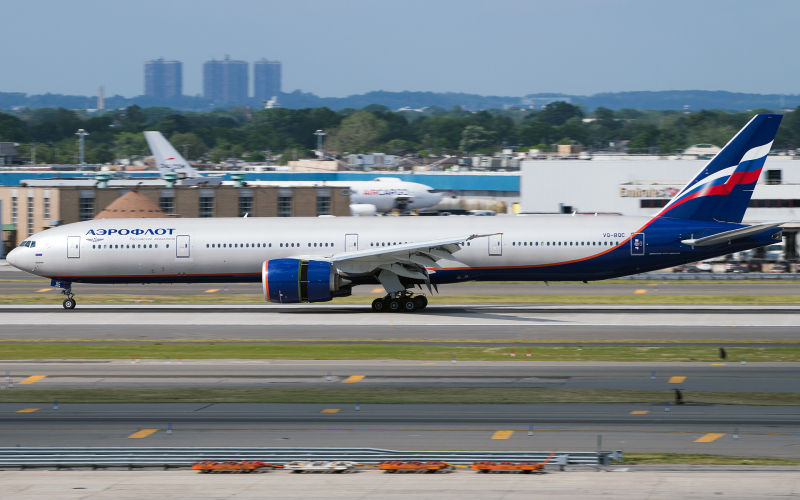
[192,461,282,473]
[470,452,557,473]
[378,461,451,473]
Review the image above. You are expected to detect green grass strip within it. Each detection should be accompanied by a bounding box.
[1,388,800,405]
[621,453,800,465]
[1,293,800,305]
[1,338,796,345]
[2,344,800,362]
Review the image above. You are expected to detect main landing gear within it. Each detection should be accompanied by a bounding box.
[371,292,428,313]
[61,286,76,310]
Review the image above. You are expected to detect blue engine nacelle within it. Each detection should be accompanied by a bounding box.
[262,259,334,303]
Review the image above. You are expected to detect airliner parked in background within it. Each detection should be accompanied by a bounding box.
[8,115,785,311]
[145,132,443,214]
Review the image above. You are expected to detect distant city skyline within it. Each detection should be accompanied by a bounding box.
[0,0,798,99]
[144,59,182,99]
[203,56,248,103]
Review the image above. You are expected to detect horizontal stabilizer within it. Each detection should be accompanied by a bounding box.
[681,221,788,247]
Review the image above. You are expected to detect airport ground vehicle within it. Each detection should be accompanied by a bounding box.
[6,115,788,311]
[724,261,750,273]
[771,260,791,273]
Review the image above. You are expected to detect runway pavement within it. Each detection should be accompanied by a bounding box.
[1,304,799,329]
[1,402,799,459]
[2,360,799,392]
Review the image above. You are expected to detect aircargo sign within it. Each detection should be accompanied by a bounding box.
[86,228,177,235]
[618,186,681,198]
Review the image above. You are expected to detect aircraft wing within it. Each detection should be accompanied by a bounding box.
[680,221,788,247]
[330,234,492,263]
[290,233,496,292]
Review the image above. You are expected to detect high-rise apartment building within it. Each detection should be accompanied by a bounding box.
[203,56,248,104]
[254,59,282,101]
[144,59,183,98]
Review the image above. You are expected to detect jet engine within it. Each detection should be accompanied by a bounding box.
[262,259,346,303]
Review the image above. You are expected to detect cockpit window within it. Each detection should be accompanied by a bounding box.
[20,241,29,247]
[29,241,35,248]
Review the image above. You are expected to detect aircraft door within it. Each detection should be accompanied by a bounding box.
[631,233,645,256]
[488,234,502,256]
[176,235,190,258]
[345,234,358,252]
[67,236,80,258]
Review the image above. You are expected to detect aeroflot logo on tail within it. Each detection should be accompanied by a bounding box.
[85,228,177,236]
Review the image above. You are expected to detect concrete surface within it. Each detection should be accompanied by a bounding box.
[1,469,799,500]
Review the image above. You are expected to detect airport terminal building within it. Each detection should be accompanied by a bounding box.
[520,156,800,258]
[0,185,350,252]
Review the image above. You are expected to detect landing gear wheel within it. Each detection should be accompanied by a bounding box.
[372,298,387,312]
[401,298,417,312]
[414,295,428,310]
[387,299,401,312]
[62,298,76,310]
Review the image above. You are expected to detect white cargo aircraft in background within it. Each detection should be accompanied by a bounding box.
[7,116,786,313]
[145,132,443,215]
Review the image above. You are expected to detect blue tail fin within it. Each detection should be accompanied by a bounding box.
[656,114,782,223]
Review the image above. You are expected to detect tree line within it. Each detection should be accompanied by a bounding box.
[0,102,799,165]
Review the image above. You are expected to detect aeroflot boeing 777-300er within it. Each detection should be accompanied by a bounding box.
[6,114,787,311]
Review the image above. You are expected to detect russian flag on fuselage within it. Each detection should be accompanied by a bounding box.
[656,114,782,223]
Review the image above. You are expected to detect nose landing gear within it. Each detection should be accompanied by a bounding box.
[371,292,428,313]
[61,286,76,310]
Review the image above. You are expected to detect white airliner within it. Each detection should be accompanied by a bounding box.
[7,116,786,312]
[145,132,443,214]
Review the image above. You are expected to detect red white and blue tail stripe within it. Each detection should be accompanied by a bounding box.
[656,114,782,223]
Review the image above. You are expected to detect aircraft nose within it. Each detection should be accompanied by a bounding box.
[6,248,18,268]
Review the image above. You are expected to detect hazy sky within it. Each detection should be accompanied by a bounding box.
[2,0,798,98]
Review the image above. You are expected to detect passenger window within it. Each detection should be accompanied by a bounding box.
[92,245,96,249]
[155,244,158,248]
[268,243,271,247]
[325,243,329,247]
[166,244,169,248]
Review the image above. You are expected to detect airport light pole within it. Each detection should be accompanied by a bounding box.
[75,129,89,167]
